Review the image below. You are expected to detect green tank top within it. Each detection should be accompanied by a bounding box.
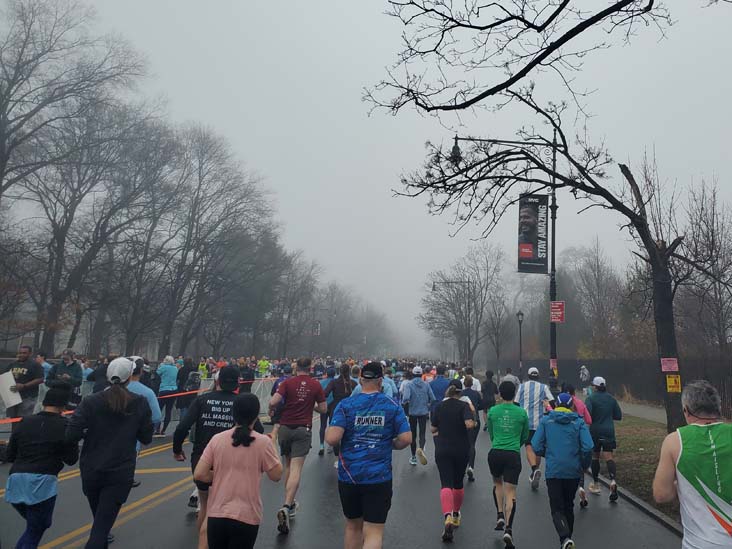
[676,423,732,548]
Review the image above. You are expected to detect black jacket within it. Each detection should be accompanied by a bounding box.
[7,412,79,475]
[173,390,263,458]
[86,364,110,393]
[66,390,153,481]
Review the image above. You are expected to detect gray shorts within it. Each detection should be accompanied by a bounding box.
[279,425,312,458]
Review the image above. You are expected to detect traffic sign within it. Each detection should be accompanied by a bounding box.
[666,374,681,393]
[550,301,565,323]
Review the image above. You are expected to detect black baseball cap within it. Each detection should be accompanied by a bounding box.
[449,379,463,391]
[217,367,240,390]
[361,362,384,379]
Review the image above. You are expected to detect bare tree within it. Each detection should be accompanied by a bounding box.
[566,238,623,357]
[16,101,158,352]
[483,287,511,363]
[420,242,504,364]
[157,124,267,356]
[0,0,144,205]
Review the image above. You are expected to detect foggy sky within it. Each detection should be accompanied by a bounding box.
[93,1,732,354]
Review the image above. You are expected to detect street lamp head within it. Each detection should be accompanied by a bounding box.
[449,135,462,166]
[516,310,524,323]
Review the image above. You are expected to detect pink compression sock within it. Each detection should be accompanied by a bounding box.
[440,488,453,515]
[453,488,465,511]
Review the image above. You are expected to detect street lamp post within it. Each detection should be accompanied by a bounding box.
[432,280,472,365]
[450,130,560,375]
[516,310,524,378]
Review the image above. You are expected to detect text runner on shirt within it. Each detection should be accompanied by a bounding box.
[326,361,412,549]
[268,357,327,535]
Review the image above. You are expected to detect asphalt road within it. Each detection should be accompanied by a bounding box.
[0,418,682,549]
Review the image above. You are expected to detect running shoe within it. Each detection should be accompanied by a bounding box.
[466,467,475,482]
[441,514,454,542]
[609,481,619,503]
[561,539,575,549]
[579,487,588,509]
[277,507,290,535]
[107,534,115,544]
[288,501,299,519]
[188,494,199,508]
[503,528,514,548]
[494,517,506,531]
[318,444,324,457]
[417,448,428,465]
[409,456,418,466]
[451,511,461,528]
[131,479,141,488]
[530,469,541,490]
[588,482,601,495]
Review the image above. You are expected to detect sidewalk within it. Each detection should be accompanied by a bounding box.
[619,400,666,424]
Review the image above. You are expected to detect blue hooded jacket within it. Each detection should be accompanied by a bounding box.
[402,378,436,417]
[531,408,594,479]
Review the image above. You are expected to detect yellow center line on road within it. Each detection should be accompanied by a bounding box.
[134,467,191,474]
[60,484,192,549]
[39,476,193,549]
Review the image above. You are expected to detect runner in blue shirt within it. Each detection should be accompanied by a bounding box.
[326,362,412,549]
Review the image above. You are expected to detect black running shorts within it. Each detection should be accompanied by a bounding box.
[190,453,211,492]
[488,449,522,485]
[338,481,392,524]
[592,436,617,452]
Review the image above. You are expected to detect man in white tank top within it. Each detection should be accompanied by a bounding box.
[653,380,732,548]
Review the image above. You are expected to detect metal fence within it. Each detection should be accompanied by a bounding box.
[492,357,732,419]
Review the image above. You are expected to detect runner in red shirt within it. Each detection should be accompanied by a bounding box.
[268,357,326,535]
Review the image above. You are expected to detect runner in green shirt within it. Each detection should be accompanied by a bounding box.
[487,381,529,548]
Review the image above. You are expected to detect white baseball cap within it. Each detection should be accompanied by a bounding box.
[412,366,423,375]
[528,367,539,376]
[592,376,606,387]
[107,357,134,384]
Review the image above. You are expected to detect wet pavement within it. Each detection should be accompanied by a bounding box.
[0,419,682,548]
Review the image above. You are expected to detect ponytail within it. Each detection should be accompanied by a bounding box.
[446,385,459,399]
[231,424,255,447]
[230,393,260,448]
[103,383,133,415]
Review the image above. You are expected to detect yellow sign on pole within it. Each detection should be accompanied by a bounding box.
[666,374,681,393]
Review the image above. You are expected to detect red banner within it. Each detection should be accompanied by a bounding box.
[550,301,565,323]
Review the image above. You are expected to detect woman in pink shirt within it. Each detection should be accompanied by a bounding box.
[566,384,592,509]
[194,393,283,549]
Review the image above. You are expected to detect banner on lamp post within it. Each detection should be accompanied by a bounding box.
[517,194,549,274]
[550,301,565,323]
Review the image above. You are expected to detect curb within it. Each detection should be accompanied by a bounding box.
[592,473,683,538]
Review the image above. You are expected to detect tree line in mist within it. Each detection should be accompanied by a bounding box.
[0,0,395,359]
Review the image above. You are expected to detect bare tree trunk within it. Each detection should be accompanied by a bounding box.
[651,259,685,432]
[66,306,85,350]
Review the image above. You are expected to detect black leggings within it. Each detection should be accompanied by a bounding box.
[208,517,259,549]
[82,479,132,549]
[157,391,177,433]
[409,415,428,455]
[319,411,328,445]
[435,447,469,489]
[468,420,480,468]
[546,478,580,543]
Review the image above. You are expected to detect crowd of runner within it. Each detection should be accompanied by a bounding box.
[1,347,730,549]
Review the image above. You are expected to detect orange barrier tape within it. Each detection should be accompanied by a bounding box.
[0,377,278,426]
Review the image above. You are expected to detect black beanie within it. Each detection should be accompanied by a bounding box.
[43,381,72,408]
